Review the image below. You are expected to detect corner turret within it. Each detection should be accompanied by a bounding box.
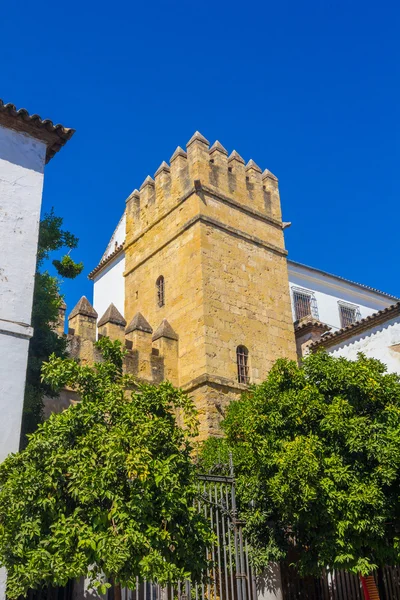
[152,319,179,385]
[68,296,97,340]
[98,303,126,342]
[125,313,153,380]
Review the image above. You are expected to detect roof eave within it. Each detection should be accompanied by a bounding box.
[0,100,75,163]
[88,243,125,280]
[288,260,399,301]
[310,301,400,351]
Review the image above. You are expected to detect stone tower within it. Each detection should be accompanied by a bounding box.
[123,132,296,437]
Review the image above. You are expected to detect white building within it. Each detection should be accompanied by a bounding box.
[308,302,400,375]
[288,260,396,331]
[91,212,125,320]
[287,260,398,359]
[0,100,73,598]
[0,100,74,464]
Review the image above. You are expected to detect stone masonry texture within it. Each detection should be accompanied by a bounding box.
[54,133,297,440]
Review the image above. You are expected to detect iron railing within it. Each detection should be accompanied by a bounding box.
[118,458,256,600]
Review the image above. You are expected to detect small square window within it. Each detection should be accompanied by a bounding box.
[339,303,360,328]
[292,289,318,321]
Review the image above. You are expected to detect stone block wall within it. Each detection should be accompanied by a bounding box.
[44,297,178,417]
[123,132,297,437]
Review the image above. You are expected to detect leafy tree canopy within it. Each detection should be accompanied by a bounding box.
[1,339,211,599]
[200,352,400,577]
[22,209,83,446]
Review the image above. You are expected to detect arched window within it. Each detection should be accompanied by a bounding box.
[156,275,165,307]
[236,345,249,384]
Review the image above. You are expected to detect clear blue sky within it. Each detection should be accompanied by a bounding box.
[1,0,399,314]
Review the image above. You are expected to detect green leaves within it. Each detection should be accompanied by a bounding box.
[0,340,211,599]
[21,209,83,446]
[201,351,400,576]
[37,209,79,268]
[52,255,84,279]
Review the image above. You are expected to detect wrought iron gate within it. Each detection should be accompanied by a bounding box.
[118,462,256,600]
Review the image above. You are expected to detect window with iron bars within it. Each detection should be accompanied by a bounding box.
[292,288,319,321]
[236,345,249,384]
[338,302,361,328]
[156,275,165,307]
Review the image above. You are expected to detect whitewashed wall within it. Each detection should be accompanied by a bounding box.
[0,124,47,600]
[101,212,125,260]
[0,125,46,326]
[0,125,46,464]
[93,252,125,322]
[288,262,394,331]
[327,316,400,375]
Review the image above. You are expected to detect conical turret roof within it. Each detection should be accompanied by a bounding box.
[140,175,155,190]
[187,131,209,147]
[154,161,171,177]
[245,159,262,173]
[125,312,153,334]
[152,319,179,341]
[98,303,126,327]
[262,169,278,181]
[228,150,245,164]
[69,296,97,320]
[209,140,228,156]
[170,146,187,162]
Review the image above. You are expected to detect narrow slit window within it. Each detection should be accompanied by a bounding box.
[339,302,360,328]
[156,275,165,307]
[237,345,249,384]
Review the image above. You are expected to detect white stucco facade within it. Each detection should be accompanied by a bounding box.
[0,123,48,600]
[0,124,46,464]
[101,212,125,260]
[93,252,125,321]
[92,213,126,322]
[288,261,395,332]
[326,315,400,375]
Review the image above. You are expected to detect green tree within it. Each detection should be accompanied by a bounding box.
[200,352,400,579]
[0,338,212,599]
[21,209,83,446]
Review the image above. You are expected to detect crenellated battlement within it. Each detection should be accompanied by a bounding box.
[88,131,296,439]
[125,131,282,250]
[45,296,180,419]
[66,296,178,384]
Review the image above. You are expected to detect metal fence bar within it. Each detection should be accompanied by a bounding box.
[214,483,223,600]
[237,526,247,600]
[225,483,236,600]
[220,482,230,600]
[244,540,252,600]
[229,454,246,600]
[209,484,217,600]
[28,467,259,600]
[203,481,211,600]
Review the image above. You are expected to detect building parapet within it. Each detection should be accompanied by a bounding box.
[53,297,179,397]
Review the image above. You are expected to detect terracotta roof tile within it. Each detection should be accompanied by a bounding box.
[294,317,331,334]
[0,99,75,163]
[310,301,400,350]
